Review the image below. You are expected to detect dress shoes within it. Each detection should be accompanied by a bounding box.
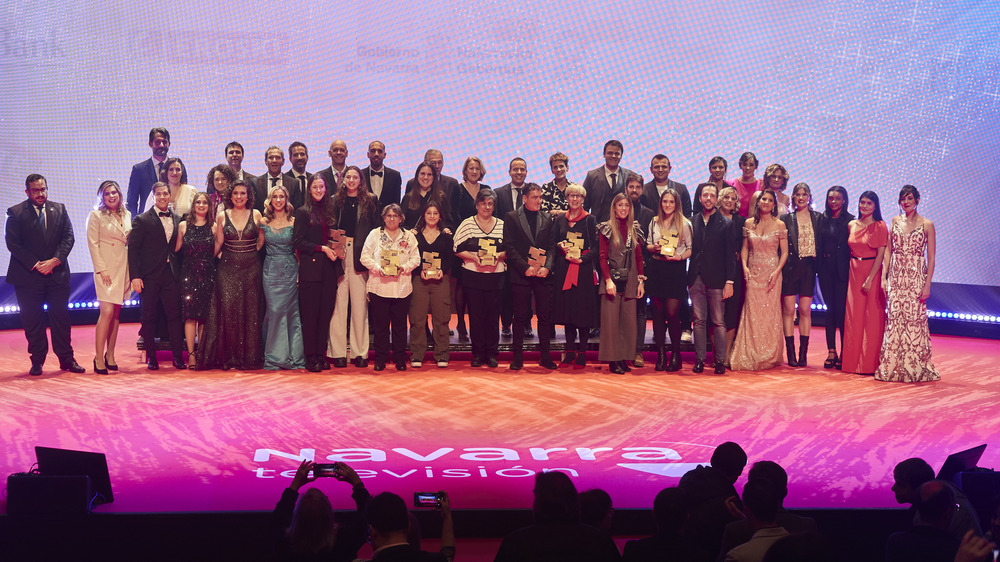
[501,326,512,338]
[173,358,187,369]
[666,353,682,372]
[523,327,534,338]
[622,362,631,372]
[29,364,43,376]
[305,359,321,372]
[333,357,348,368]
[353,357,368,368]
[714,362,726,375]
[458,332,470,343]
[539,359,557,370]
[93,359,109,375]
[395,361,407,371]
[373,362,386,371]
[470,357,483,368]
[509,358,523,371]
[319,359,331,370]
[105,354,119,371]
[609,361,626,374]
[147,358,160,370]
[692,360,705,373]
[486,357,499,368]
[61,360,86,374]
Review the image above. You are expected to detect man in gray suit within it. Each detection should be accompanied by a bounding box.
[582,139,634,223]
[641,154,692,218]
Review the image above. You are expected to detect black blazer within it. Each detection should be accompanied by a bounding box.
[817,212,855,282]
[494,182,536,219]
[5,199,75,286]
[254,173,289,213]
[316,166,346,199]
[687,210,736,289]
[781,209,823,274]
[126,158,159,216]
[362,165,402,213]
[640,179,692,218]
[503,208,556,285]
[583,165,633,223]
[281,171,312,210]
[335,198,377,273]
[292,206,344,283]
[127,206,181,282]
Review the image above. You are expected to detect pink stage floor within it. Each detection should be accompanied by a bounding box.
[1,323,996,515]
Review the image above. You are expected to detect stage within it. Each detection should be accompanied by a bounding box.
[1,323,997,516]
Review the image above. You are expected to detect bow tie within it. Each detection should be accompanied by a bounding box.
[370,169,383,177]
[159,211,172,217]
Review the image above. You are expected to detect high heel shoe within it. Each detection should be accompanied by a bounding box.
[93,359,109,375]
[823,352,838,369]
[104,354,119,371]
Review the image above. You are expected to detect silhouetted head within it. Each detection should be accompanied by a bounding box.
[711,442,748,483]
[533,471,580,524]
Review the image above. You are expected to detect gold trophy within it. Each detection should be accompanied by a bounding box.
[380,248,399,276]
[328,228,347,258]
[422,251,442,278]
[660,231,679,258]
[566,232,584,259]
[528,246,547,269]
[478,238,497,266]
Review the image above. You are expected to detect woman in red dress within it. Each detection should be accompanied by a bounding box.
[842,191,888,375]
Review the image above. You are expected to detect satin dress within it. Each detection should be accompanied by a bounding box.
[261,224,305,370]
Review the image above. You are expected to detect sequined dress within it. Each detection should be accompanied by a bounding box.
[180,222,216,321]
[875,220,939,382]
[261,224,305,370]
[729,228,785,371]
[196,211,264,370]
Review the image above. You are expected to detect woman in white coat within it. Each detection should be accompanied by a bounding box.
[86,180,132,374]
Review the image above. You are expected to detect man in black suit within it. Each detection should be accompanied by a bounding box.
[126,127,170,216]
[254,145,289,213]
[687,183,735,374]
[225,140,256,184]
[365,492,453,561]
[628,174,656,368]
[316,139,349,197]
[5,174,85,375]
[641,154,692,218]
[282,141,310,209]
[504,185,558,370]
[406,149,459,202]
[362,140,402,218]
[494,157,538,337]
[583,139,634,223]
[128,182,186,370]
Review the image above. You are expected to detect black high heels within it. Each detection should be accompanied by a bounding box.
[93,359,109,375]
[105,354,119,371]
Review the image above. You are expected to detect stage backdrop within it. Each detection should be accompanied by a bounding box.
[1,0,998,289]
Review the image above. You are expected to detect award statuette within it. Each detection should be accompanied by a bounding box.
[566,232,584,259]
[422,251,441,277]
[328,228,347,258]
[380,248,400,276]
[528,246,547,269]
[478,238,497,266]
[659,231,679,258]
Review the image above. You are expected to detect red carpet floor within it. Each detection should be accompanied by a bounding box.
[1,323,996,514]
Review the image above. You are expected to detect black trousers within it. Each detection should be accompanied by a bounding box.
[512,279,552,357]
[370,294,410,363]
[299,281,336,359]
[14,282,73,366]
[818,270,849,351]
[466,284,501,360]
[139,274,184,357]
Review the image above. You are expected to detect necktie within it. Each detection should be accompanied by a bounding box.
[271,177,278,187]
[335,171,342,186]
[159,211,171,217]
[37,205,46,232]
[610,173,617,191]
[298,175,305,197]
[371,169,383,177]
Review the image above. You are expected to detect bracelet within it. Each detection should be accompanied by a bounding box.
[637,275,647,282]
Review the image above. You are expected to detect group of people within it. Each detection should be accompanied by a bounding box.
[267,444,999,562]
[5,129,940,383]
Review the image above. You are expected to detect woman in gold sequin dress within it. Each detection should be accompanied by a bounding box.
[875,185,939,383]
[730,189,788,371]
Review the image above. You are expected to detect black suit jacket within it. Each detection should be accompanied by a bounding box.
[362,165,402,213]
[126,158,160,216]
[687,210,736,289]
[503,208,556,285]
[317,166,348,199]
[405,174,459,202]
[281,171,311,210]
[292,206,344,283]
[583,165,634,223]
[336,199,377,273]
[781,209,823,275]
[640,179,692,218]
[127,207,181,283]
[254,172,289,213]
[817,212,855,282]
[5,199,75,286]
[494,182,536,219]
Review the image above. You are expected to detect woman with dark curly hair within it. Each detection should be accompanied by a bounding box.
[205,163,237,209]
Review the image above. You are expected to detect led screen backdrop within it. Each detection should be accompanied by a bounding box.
[1,0,998,286]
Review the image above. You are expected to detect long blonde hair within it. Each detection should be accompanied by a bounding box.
[654,188,689,238]
[608,193,639,248]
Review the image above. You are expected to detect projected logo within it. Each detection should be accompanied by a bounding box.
[252,443,713,481]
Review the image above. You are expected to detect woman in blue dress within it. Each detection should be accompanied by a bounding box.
[259,185,306,370]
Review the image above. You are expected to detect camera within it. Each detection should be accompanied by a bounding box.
[313,463,342,478]
[413,492,443,508]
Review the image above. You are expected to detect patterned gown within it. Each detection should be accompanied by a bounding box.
[196,212,264,370]
[875,220,940,383]
[729,228,785,371]
[261,224,305,370]
[180,222,216,321]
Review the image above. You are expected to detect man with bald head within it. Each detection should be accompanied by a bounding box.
[405,148,459,205]
[317,139,349,196]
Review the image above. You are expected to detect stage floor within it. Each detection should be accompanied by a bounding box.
[0,323,996,515]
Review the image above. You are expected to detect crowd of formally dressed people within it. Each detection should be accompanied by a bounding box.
[5,129,940,382]
[267,445,998,561]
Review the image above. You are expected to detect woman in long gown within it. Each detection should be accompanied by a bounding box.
[875,185,939,383]
[259,185,305,370]
[730,189,788,371]
[552,183,598,369]
[175,192,216,368]
[841,191,888,375]
[196,180,265,370]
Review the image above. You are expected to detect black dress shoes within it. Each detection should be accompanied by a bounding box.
[61,360,86,374]
[173,358,187,369]
[714,362,726,375]
[692,360,705,373]
[395,361,407,371]
[333,357,348,368]
[539,359,558,370]
[609,361,626,374]
[486,357,499,368]
[353,356,368,368]
[319,358,331,370]
[470,357,483,368]
[501,326,512,338]
[373,362,386,371]
[305,359,321,372]
[29,364,43,376]
[147,358,160,370]
[509,358,523,370]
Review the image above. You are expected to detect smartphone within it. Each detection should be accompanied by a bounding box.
[413,492,442,508]
[313,463,342,478]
